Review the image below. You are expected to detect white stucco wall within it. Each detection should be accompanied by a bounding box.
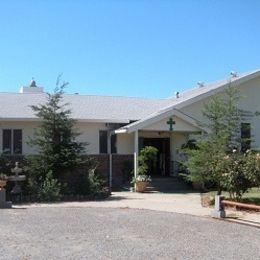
[117,133,134,154]
[0,121,39,155]
[181,77,260,149]
[76,122,107,154]
[142,115,200,132]
[0,121,109,155]
[170,132,189,162]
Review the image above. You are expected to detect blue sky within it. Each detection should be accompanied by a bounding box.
[0,0,260,98]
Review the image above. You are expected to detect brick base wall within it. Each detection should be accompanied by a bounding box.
[112,154,134,188]
[90,154,134,189]
[2,154,134,190]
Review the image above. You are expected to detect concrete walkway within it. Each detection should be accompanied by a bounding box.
[14,191,260,227]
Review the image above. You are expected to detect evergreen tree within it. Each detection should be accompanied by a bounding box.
[202,85,246,152]
[27,78,91,196]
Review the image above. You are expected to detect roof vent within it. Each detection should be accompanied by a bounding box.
[19,78,44,93]
[197,81,204,87]
[175,91,180,98]
[230,71,238,78]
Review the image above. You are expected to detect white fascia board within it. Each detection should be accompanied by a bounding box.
[126,109,206,133]
[0,118,130,124]
[125,70,260,133]
[127,109,175,133]
[176,71,260,110]
[76,118,130,123]
[173,109,206,131]
[114,128,128,134]
[0,117,40,122]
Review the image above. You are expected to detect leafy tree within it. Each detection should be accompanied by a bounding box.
[181,84,254,195]
[223,151,260,199]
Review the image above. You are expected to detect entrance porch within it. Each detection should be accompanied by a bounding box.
[113,111,205,189]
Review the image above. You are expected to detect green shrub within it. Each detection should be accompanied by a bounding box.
[37,171,62,202]
[223,151,260,200]
[138,146,158,175]
[88,169,104,195]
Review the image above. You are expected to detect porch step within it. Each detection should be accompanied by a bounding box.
[147,177,191,193]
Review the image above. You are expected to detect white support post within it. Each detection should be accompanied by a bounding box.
[108,132,112,190]
[134,130,139,178]
[170,132,174,176]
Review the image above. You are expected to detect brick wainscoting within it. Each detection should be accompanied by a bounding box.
[112,154,134,188]
[3,154,134,189]
[91,154,134,189]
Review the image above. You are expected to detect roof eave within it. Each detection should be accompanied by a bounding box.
[0,117,130,124]
[122,70,260,133]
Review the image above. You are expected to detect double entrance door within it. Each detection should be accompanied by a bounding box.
[139,137,170,176]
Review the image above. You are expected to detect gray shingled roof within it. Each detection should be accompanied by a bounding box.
[117,69,260,132]
[1,70,259,124]
[0,92,172,122]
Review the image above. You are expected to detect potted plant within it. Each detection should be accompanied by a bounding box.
[132,174,152,192]
[0,173,8,189]
[132,146,158,192]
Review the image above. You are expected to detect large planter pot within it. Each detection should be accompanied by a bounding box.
[0,180,7,190]
[135,181,148,192]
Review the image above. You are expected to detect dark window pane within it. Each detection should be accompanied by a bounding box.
[241,123,251,152]
[3,129,11,154]
[139,137,144,151]
[111,134,117,154]
[13,129,22,154]
[99,131,108,154]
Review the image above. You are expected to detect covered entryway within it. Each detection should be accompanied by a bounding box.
[139,137,170,176]
[113,109,205,189]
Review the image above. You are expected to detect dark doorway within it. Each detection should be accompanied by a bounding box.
[140,138,170,176]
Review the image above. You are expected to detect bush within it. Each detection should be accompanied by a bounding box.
[88,169,105,195]
[138,146,158,175]
[37,171,62,202]
[223,151,260,200]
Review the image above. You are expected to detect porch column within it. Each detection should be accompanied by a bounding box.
[108,132,112,190]
[134,130,139,178]
[170,132,174,176]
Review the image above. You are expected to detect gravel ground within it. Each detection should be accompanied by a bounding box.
[0,207,259,260]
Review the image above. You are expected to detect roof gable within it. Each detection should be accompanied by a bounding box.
[116,69,260,133]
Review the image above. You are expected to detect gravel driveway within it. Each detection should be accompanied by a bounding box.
[0,207,259,260]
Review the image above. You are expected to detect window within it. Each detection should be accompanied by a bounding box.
[241,123,251,152]
[99,130,108,154]
[3,129,11,154]
[2,129,22,155]
[99,131,117,154]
